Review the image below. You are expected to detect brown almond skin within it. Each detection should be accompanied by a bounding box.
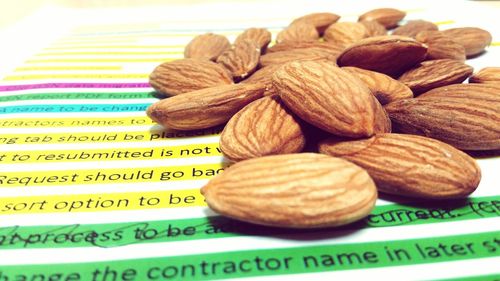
[415,30,466,61]
[373,98,392,134]
[342,66,413,104]
[391,20,438,38]
[273,61,377,138]
[234,28,272,53]
[319,134,481,199]
[360,20,388,37]
[201,153,377,228]
[149,59,233,97]
[337,35,427,77]
[276,22,319,43]
[259,48,337,68]
[398,59,473,94]
[417,83,500,100]
[220,96,305,162]
[290,12,341,35]
[358,8,406,29]
[441,27,492,57]
[266,41,345,56]
[469,67,500,84]
[241,64,283,96]
[217,40,260,81]
[385,84,500,150]
[184,33,231,61]
[146,83,265,130]
[323,22,368,46]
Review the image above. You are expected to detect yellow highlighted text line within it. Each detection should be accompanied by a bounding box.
[434,20,455,26]
[0,117,154,127]
[44,45,185,50]
[0,129,220,144]
[36,51,183,56]
[0,163,225,187]
[1,143,221,163]
[14,66,122,71]
[4,74,150,81]
[0,189,205,215]
[26,58,177,63]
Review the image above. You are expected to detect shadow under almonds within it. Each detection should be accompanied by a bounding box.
[151,91,165,99]
[378,193,471,210]
[465,149,500,159]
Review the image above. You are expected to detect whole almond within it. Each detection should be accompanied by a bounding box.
[398,59,473,94]
[385,84,500,150]
[469,67,500,84]
[220,96,305,162]
[360,20,388,37]
[337,35,427,77]
[342,66,413,104]
[259,48,337,68]
[276,22,319,43]
[146,83,265,130]
[266,41,345,56]
[358,8,406,29]
[319,134,481,199]
[241,64,283,96]
[441,27,492,57]
[201,153,377,228]
[290,12,341,35]
[184,33,231,61]
[323,22,368,46]
[149,58,233,97]
[415,30,466,61]
[391,20,438,38]
[234,28,272,53]
[217,40,260,81]
[272,60,377,138]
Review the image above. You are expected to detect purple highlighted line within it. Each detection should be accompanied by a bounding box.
[0,82,151,92]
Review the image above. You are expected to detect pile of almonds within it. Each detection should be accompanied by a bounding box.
[146,8,500,229]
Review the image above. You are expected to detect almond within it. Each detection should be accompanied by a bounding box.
[385,84,500,150]
[441,27,492,57]
[240,64,282,96]
[220,96,305,162]
[342,66,413,104]
[146,83,265,130]
[217,40,260,81]
[259,48,337,68]
[417,83,500,100]
[319,134,481,199]
[272,60,377,138]
[391,20,438,38]
[184,33,231,61]
[360,20,388,37]
[358,8,406,29]
[469,67,500,84]
[323,22,368,46]
[373,99,392,134]
[290,12,341,35]
[234,28,272,53]
[266,41,345,56]
[276,22,319,43]
[398,59,473,94]
[201,153,377,228]
[415,30,466,61]
[149,58,233,97]
[337,35,427,77]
